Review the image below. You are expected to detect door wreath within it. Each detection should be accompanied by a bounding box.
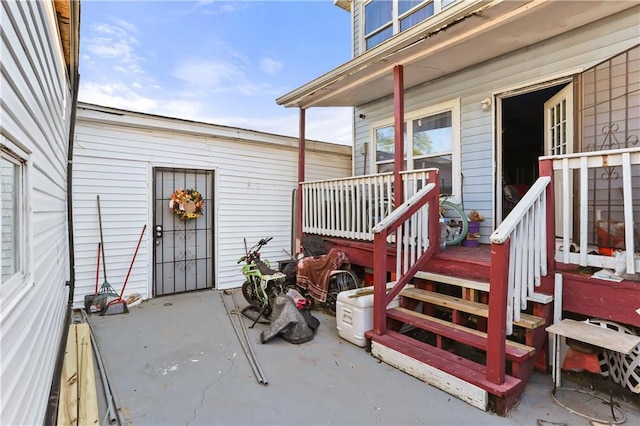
[169,188,204,219]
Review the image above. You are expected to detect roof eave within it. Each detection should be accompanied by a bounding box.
[333,0,352,13]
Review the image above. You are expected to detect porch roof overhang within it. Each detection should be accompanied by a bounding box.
[276,0,637,109]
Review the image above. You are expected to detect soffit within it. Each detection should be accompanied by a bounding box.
[53,0,80,72]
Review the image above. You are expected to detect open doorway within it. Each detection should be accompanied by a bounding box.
[497,81,571,223]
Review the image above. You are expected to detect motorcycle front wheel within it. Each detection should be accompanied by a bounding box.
[325,270,358,316]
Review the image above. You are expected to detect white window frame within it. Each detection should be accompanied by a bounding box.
[370,99,461,201]
[361,0,456,51]
[1,138,33,307]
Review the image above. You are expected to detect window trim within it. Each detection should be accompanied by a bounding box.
[369,98,461,201]
[1,138,33,307]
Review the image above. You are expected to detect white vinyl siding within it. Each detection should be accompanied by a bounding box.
[73,105,351,306]
[354,7,639,242]
[0,1,72,425]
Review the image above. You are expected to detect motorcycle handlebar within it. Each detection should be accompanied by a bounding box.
[258,237,273,246]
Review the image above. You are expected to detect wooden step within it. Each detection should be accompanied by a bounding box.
[369,330,522,399]
[400,287,545,329]
[388,307,535,362]
[414,271,490,293]
[414,271,554,305]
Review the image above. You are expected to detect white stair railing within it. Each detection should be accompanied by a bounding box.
[490,177,551,335]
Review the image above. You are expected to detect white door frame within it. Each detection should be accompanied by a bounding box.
[494,77,574,226]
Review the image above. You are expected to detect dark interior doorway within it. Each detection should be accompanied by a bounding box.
[500,83,568,219]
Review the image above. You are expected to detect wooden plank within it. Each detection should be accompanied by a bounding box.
[546,319,640,354]
[527,292,553,304]
[400,287,545,329]
[371,339,489,411]
[76,323,100,425]
[414,271,490,293]
[57,325,78,426]
[372,330,523,398]
[389,307,535,360]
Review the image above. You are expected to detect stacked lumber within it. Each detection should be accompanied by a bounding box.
[57,323,99,425]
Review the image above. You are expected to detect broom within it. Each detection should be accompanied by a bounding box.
[103,224,147,315]
[93,195,119,311]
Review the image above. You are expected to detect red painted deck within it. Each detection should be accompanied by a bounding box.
[323,236,640,328]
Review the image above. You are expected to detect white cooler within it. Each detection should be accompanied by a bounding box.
[336,283,410,347]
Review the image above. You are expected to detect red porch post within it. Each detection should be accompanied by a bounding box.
[372,229,389,335]
[393,64,404,207]
[297,108,306,253]
[486,238,511,384]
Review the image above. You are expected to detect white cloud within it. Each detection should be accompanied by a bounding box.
[173,59,240,89]
[84,21,142,75]
[260,57,282,75]
[171,58,281,97]
[200,107,353,145]
[79,81,203,120]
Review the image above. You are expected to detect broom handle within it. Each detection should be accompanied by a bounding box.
[97,195,108,278]
[120,224,147,299]
[94,242,101,296]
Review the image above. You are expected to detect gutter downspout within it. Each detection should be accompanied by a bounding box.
[44,72,80,425]
[296,108,306,254]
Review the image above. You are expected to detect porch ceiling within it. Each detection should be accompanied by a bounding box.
[276,0,637,109]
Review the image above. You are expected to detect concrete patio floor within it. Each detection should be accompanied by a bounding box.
[86,289,640,425]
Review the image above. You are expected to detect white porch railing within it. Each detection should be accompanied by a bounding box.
[301,169,436,241]
[546,148,640,275]
[372,183,436,278]
[490,177,551,335]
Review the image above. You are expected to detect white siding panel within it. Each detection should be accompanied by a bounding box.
[353,8,640,242]
[0,1,71,425]
[353,0,361,56]
[73,106,351,306]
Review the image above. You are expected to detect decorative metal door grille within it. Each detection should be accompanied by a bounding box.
[580,45,640,251]
[154,168,214,296]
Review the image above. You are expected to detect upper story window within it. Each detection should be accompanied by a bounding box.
[1,143,29,296]
[364,0,393,50]
[364,0,458,50]
[373,100,460,196]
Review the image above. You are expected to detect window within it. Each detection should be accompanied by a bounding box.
[363,0,459,50]
[1,145,27,292]
[364,0,393,50]
[399,0,434,32]
[373,100,459,196]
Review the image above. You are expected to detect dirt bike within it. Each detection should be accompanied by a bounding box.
[238,237,287,320]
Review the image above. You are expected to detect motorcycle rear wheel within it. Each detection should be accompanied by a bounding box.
[325,270,358,316]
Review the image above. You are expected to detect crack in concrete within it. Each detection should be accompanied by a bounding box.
[185,339,236,425]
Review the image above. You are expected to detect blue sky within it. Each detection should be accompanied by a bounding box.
[79,1,353,144]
